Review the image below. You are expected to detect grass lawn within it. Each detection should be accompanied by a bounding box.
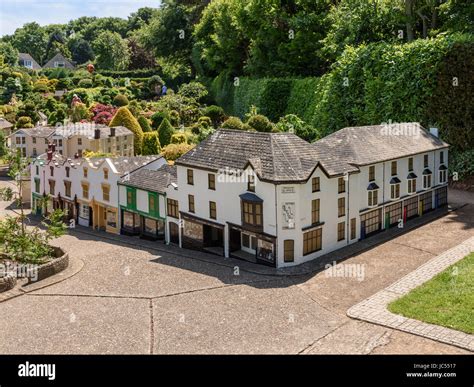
[388,252,474,334]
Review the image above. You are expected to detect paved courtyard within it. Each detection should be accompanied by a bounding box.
[0,179,473,354]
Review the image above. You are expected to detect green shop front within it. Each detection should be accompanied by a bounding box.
[120,185,166,240]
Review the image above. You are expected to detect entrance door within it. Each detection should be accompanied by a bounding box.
[203,225,223,247]
[229,228,241,252]
[88,206,94,226]
[241,233,257,255]
[169,222,179,244]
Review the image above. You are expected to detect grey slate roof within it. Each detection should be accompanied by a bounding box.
[175,129,320,183]
[42,53,75,69]
[312,123,449,171]
[52,124,132,138]
[119,164,177,193]
[0,118,13,129]
[11,127,56,138]
[18,53,42,70]
[99,156,161,175]
[175,123,449,181]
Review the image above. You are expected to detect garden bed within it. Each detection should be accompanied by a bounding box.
[0,247,69,292]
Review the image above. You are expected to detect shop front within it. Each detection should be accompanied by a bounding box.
[121,208,141,236]
[228,222,276,267]
[181,212,225,256]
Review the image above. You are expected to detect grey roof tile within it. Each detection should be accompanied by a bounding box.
[119,164,177,193]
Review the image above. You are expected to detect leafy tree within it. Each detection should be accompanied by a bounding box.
[68,37,95,64]
[0,150,67,263]
[92,31,130,70]
[127,37,156,70]
[82,17,129,42]
[0,132,7,158]
[142,131,161,155]
[0,42,19,66]
[171,132,187,144]
[16,116,34,128]
[157,117,175,147]
[193,0,248,77]
[109,106,144,154]
[128,7,159,31]
[11,22,48,65]
[178,81,208,101]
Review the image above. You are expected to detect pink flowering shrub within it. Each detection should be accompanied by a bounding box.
[90,104,117,125]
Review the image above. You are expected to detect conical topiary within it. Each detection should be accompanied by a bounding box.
[158,118,175,147]
[142,132,161,155]
[109,106,144,154]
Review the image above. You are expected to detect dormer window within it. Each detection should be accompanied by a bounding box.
[248,174,255,192]
[54,61,65,68]
[423,169,432,189]
[390,177,401,200]
[439,165,448,184]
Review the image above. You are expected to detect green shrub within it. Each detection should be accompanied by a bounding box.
[198,116,212,129]
[169,109,180,126]
[78,78,94,88]
[113,94,129,107]
[158,118,175,147]
[221,116,244,130]
[137,115,152,132]
[449,149,474,180]
[178,81,208,101]
[203,105,225,127]
[16,116,33,128]
[276,114,321,142]
[151,110,170,129]
[247,114,273,132]
[171,132,187,144]
[142,132,161,155]
[160,143,194,161]
[110,106,144,154]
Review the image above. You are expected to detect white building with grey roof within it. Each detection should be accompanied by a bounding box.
[170,123,449,268]
[9,123,134,158]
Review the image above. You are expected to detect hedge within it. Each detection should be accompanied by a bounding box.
[209,33,473,153]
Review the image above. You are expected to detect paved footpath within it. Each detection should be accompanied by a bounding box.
[348,237,474,352]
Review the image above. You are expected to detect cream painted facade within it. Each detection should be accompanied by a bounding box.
[167,148,449,268]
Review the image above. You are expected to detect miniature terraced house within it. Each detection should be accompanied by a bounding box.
[31,151,165,234]
[171,124,449,267]
[118,164,176,240]
[10,124,133,158]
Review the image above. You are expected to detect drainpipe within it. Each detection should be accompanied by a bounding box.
[346,173,350,244]
[274,184,278,268]
[382,162,386,229]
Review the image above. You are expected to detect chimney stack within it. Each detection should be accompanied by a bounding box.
[47,150,53,161]
[94,128,101,139]
[110,127,116,137]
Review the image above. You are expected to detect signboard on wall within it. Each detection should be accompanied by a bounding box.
[282,202,295,229]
